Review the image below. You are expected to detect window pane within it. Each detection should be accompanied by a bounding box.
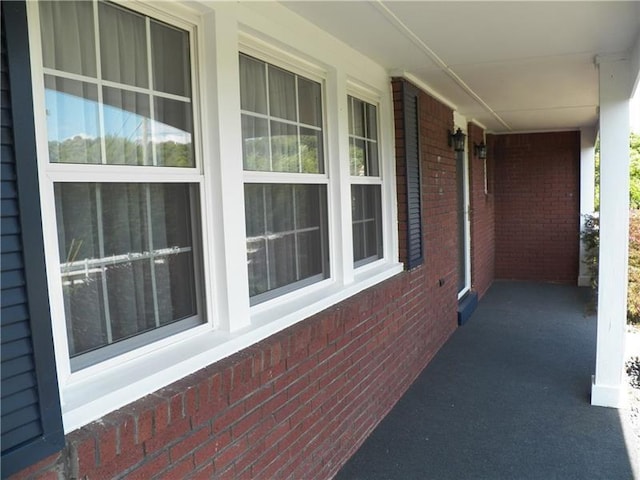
[352,222,365,264]
[151,20,191,97]
[294,185,321,229]
[154,97,194,167]
[245,184,328,300]
[103,87,151,165]
[149,184,197,324]
[247,238,268,297]
[350,138,366,176]
[352,185,383,264]
[99,2,148,88]
[297,230,323,279]
[271,121,299,172]
[367,141,379,176]
[156,247,197,325]
[240,55,267,115]
[242,115,270,171]
[45,76,101,164]
[268,234,297,290]
[239,56,324,174]
[266,184,294,233]
[245,184,266,237]
[364,219,380,259]
[39,1,96,77]
[298,77,322,127]
[106,256,156,342]
[300,128,323,174]
[366,103,378,140]
[55,183,201,358]
[55,183,107,356]
[348,96,379,178]
[101,184,149,254]
[55,183,105,356]
[351,97,365,137]
[269,66,296,121]
[150,184,193,249]
[63,268,109,356]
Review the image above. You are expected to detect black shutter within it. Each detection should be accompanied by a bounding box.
[1,2,65,477]
[402,82,424,269]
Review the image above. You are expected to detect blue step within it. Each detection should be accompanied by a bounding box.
[458,291,478,326]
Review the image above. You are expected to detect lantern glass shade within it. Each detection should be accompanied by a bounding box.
[449,128,466,152]
[475,142,487,159]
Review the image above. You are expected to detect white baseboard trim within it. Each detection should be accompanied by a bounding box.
[591,375,624,408]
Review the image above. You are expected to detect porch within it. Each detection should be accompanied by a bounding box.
[336,281,639,480]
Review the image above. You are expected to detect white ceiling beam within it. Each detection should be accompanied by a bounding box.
[374,0,511,131]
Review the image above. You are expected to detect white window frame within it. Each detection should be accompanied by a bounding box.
[27,0,218,429]
[27,1,402,433]
[239,49,331,305]
[241,38,402,324]
[347,90,385,268]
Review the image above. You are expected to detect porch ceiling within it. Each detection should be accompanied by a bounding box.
[281,1,640,133]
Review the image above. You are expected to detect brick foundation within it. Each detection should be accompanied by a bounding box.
[11,272,457,480]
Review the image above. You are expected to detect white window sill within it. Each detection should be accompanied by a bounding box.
[60,261,403,433]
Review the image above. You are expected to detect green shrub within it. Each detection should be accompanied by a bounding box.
[628,210,640,324]
[581,213,599,291]
[582,210,640,324]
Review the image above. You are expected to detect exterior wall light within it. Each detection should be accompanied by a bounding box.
[474,142,487,159]
[448,128,466,152]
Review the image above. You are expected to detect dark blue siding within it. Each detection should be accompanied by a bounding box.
[1,1,64,477]
[402,81,424,270]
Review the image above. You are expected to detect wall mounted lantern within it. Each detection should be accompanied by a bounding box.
[474,142,487,160]
[448,128,466,152]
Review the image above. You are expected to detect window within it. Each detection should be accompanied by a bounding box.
[348,95,383,266]
[240,54,329,304]
[29,1,402,431]
[37,1,204,369]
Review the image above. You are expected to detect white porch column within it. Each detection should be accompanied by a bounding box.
[578,126,597,287]
[591,56,631,408]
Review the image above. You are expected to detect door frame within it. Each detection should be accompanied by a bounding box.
[455,121,472,300]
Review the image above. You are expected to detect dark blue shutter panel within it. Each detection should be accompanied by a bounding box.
[402,82,424,269]
[1,2,65,477]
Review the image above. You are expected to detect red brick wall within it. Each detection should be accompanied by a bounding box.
[11,83,463,480]
[468,124,495,299]
[492,131,580,284]
[417,91,460,292]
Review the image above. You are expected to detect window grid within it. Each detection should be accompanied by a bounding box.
[241,53,329,304]
[42,66,193,167]
[59,184,198,351]
[349,95,383,266]
[38,0,204,368]
[145,186,161,326]
[94,185,113,344]
[261,186,271,291]
[240,53,323,175]
[145,16,158,167]
[348,95,379,178]
[245,184,327,302]
[43,68,192,104]
[264,60,274,172]
[353,215,377,261]
[43,1,194,169]
[92,1,107,167]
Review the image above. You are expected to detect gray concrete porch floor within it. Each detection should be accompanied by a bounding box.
[335,281,636,480]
